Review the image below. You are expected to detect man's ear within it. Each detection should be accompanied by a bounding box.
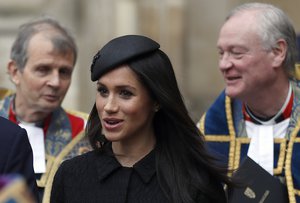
[7,60,21,85]
[272,39,287,67]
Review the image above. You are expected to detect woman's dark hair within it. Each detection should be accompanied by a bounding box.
[86,49,231,202]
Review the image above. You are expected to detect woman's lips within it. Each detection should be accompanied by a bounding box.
[103,118,123,131]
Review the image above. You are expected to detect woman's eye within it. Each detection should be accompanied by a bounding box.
[120,90,133,98]
[97,87,108,96]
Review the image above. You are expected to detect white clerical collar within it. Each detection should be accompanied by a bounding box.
[245,82,292,125]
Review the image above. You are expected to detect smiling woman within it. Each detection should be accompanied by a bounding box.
[50,35,233,203]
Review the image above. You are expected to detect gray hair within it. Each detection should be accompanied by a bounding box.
[226,2,297,75]
[10,16,77,70]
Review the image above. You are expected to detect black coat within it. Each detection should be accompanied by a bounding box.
[50,148,169,203]
[51,146,226,203]
[0,116,39,201]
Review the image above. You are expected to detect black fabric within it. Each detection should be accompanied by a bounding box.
[50,148,168,203]
[0,116,39,202]
[90,35,160,81]
[51,145,226,203]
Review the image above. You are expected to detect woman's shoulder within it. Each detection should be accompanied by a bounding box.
[59,150,98,173]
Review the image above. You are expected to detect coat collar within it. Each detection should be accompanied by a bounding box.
[95,145,156,184]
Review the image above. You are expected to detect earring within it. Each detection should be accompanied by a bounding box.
[154,104,160,112]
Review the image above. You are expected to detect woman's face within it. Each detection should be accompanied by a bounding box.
[96,65,157,145]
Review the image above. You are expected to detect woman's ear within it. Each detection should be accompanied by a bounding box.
[7,60,21,85]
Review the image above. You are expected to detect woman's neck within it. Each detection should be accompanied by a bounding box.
[112,134,156,167]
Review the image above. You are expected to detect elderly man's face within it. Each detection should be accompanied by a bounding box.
[217,11,279,102]
[12,32,75,116]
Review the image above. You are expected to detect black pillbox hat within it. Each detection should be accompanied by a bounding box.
[90,35,160,81]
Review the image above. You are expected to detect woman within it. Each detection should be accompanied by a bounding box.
[50,35,231,203]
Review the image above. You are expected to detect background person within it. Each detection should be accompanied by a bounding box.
[0,116,39,202]
[0,16,91,202]
[198,2,300,202]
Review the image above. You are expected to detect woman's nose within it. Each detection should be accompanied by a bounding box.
[103,96,119,113]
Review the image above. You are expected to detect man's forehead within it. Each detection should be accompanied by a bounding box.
[219,15,261,46]
[27,32,75,59]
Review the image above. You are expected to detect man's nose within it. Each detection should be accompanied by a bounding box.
[47,72,60,87]
[219,52,233,71]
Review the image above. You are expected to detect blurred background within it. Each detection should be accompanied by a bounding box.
[0,0,299,122]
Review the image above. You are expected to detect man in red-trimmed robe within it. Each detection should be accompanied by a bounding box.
[0,16,91,202]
